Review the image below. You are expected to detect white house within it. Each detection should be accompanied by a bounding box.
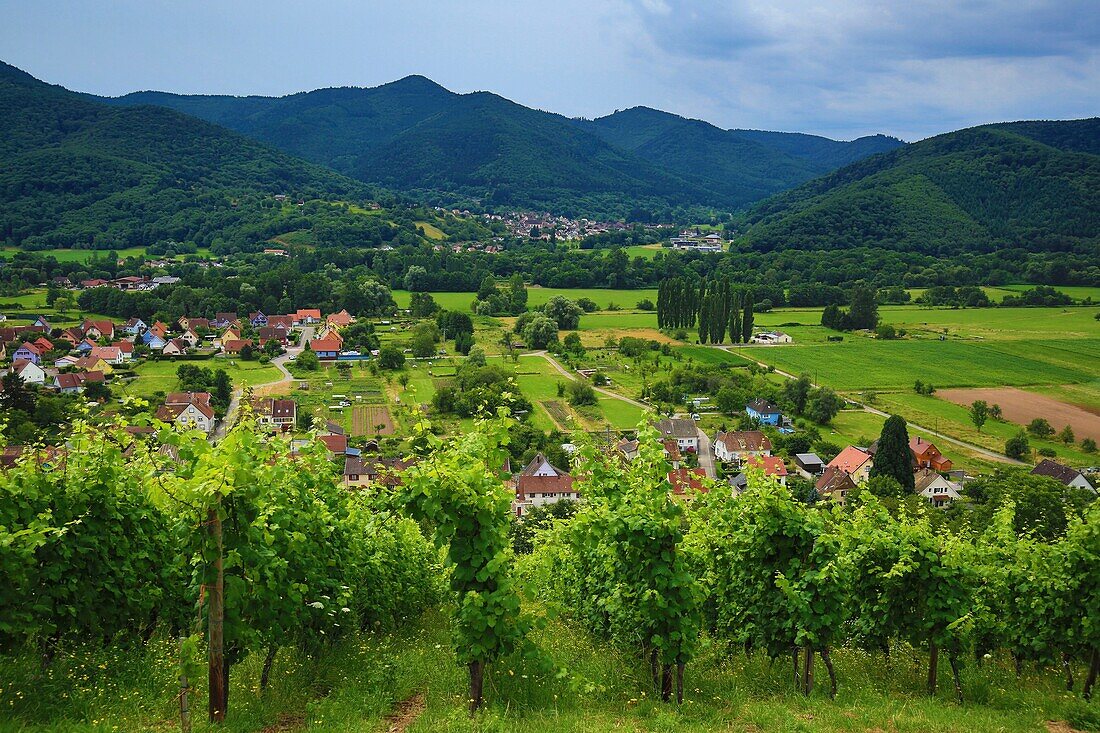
[713,430,773,465]
[156,392,215,434]
[513,453,579,516]
[751,331,793,344]
[653,417,699,453]
[12,359,46,385]
[1031,459,1095,492]
[915,468,963,508]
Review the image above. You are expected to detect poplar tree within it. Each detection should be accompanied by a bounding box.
[729,292,742,344]
[869,415,915,493]
[741,290,754,344]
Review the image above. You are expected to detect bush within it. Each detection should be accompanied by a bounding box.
[875,323,898,340]
[1082,438,1097,453]
[378,345,405,370]
[1005,431,1031,460]
[1026,418,1055,438]
[1037,447,1057,457]
[635,298,655,311]
[576,297,598,313]
[567,380,597,406]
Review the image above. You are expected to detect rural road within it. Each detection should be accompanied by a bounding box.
[695,429,717,479]
[527,351,651,410]
[718,345,1023,466]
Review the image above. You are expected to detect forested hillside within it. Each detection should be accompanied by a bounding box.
[0,61,376,251]
[100,74,901,219]
[739,119,1100,256]
[583,107,905,208]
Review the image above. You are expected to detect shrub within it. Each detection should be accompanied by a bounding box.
[1005,431,1030,460]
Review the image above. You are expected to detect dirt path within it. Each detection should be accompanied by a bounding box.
[716,345,1024,466]
[526,351,651,410]
[383,692,425,733]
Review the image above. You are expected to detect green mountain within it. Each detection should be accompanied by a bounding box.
[102,77,902,218]
[0,61,372,250]
[739,119,1100,256]
[581,107,904,208]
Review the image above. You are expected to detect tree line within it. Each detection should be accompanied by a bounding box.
[656,276,756,344]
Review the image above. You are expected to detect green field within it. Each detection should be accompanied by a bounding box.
[413,221,446,240]
[392,287,659,312]
[746,338,1100,391]
[116,358,283,399]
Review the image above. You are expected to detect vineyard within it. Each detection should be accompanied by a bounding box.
[1,414,1098,731]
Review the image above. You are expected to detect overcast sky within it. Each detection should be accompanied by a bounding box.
[2,0,1097,140]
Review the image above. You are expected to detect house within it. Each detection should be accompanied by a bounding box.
[1031,459,1095,492]
[915,468,963,507]
[88,346,123,365]
[909,437,953,472]
[143,332,167,350]
[668,467,708,495]
[73,356,113,375]
[12,359,46,385]
[319,433,349,457]
[123,317,147,335]
[12,342,41,364]
[653,417,699,452]
[111,341,135,361]
[308,338,341,360]
[217,325,243,347]
[178,317,210,332]
[344,455,414,489]
[156,392,216,434]
[54,370,105,394]
[729,456,789,495]
[162,339,189,357]
[81,278,110,288]
[750,331,793,345]
[745,399,783,426]
[53,354,79,369]
[81,319,115,341]
[816,466,858,504]
[615,438,639,462]
[713,430,772,464]
[249,311,268,327]
[222,338,253,356]
[513,453,578,516]
[294,308,322,325]
[77,338,97,354]
[326,309,355,328]
[343,455,371,488]
[33,336,53,353]
[794,452,825,479]
[179,329,202,348]
[213,313,238,329]
[31,315,52,333]
[252,397,297,430]
[827,446,874,484]
[267,315,294,330]
[58,327,85,345]
[661,439,683,468]
[258,326,290,345]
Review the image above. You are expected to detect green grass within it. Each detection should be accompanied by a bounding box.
[391,288,660,312]
[0,246,148,263]
[2,608,1096,732]
[748,338,1100,391]
[622,244,666,260]
[117,358,283,399]
[412,221,446,240]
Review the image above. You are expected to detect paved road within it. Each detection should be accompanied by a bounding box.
[210,350,297,442]
[695,428,717,479]
[716,345,1023,466]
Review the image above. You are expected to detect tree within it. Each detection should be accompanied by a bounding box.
[409,291,439,318]
[466,346,487,368]
[1083,438,1097,453]
[397,373,410,390]
[969,400,990,433]
[1027,418,1055,439]
[239,343,254,361]
[989,404,1003,420]
[567,380,597,406]
[728,292,742,344]
[869,415,915,493]
[1005,431,1031,460]
[403,265,430,292]
[805,387,844,425]
[83,380,111,402]
[454,331,474,355]
[1058,425,1075,445]
[0,371,36,415]
[523,314,559,350]
[784,374,813,415]
[212,369,232,409]
[562,332,585,355]
[741,290,754,344]
[476,275,497,301]
[543,296,582,330]
[295,349,320,371]
[636,298,655,311]
[846,284,879,330]
[411,331,436,358]
[378,345,405,370]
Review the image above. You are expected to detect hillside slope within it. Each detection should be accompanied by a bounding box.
[0,61,372,250]
[582,107,905,207]
[102,78,902,218]
[739,119,1100,255]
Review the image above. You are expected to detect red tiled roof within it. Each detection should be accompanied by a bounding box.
[746,455,788,477]
[667,467,707,495]
[319,434,348,455]
[715,430,773,453]
[828,446,872,474]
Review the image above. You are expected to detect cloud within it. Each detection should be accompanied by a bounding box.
[621,0,1100,138]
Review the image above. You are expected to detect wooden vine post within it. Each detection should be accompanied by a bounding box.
[179,636,191,733]
[207,503,226,723]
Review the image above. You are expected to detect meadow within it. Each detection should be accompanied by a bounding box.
[116,358,283,399]
[2,608,1096,733]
